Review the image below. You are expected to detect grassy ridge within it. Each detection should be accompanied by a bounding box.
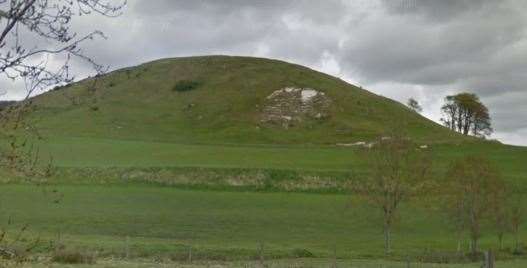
[31,56,464,145]
[29,137,526,186]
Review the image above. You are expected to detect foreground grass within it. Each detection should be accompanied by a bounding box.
[0,184,525,262]
[9,258,527,267]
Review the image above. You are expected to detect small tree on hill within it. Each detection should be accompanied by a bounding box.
[444,156,505,255]
[407,98,422,113]
[356,133,432,255]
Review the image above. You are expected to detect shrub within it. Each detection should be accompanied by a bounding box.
[292,248,314,258]
[52,249,96,264]
[172,80,201,92]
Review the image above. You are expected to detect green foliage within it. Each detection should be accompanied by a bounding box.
[172,80,201,92]
[441,92,493,137]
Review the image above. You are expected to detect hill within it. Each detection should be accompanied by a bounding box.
[31,56,465,145]
[2,56,527,265]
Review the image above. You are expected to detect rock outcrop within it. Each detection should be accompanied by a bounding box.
[261,87,331,128]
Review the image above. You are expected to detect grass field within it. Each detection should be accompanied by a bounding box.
[1,56,526,266]
[1,184,526,262]
[11,258,527,267]
[34,136,527,183]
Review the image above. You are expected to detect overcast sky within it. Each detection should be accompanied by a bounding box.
[2,0,527,145]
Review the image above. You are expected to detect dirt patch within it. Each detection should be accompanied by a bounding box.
[260,87,331,128]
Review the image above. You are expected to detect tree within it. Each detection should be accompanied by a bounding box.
[356,134,432,255]
[489,175,508,251]
[440,93,493,137]
[407,98,422,113]
[509,192,524,253]
[0,1,125,172]
[444,156,505,255]
[0,0,126,98]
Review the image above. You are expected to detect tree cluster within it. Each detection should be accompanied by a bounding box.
[358,137,523,257]
[441,93,493,137]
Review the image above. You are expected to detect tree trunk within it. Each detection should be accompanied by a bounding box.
[515,231,520,252]
[384,222,391,255]
[498,234,503,251]
[471,237,478,255]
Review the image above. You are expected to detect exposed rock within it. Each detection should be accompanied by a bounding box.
[337,142,366,147]
[261,87,331,128]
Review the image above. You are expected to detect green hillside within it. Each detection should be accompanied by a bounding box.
[23,55,526,184]
[31,55,464,145]
[2,56,527,266]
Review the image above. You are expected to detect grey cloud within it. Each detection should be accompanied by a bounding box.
[382,0,509,22]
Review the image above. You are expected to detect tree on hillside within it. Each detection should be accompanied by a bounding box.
[440,93,493,138]
[356,134,432,255]
[407,98,422,113]
[444,156,505,255]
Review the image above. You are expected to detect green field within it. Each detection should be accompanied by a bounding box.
[1,56,526,266]
[1,185,525,259]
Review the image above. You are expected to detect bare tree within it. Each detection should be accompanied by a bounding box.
[0,1,125,261]
[509,192,524,253]
[490,179,508,251]
[0,0,126,99]
[444,156,505,255]
[0,0,125,172]
[356,134,432,255]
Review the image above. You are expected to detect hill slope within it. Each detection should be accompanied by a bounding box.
[31,56,464,145]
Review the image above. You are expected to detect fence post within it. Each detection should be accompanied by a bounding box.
[332,244,337,268]
[125,236,130,259]
[188,245,192,263]
[484,250,494,268]
[258,242,265,268]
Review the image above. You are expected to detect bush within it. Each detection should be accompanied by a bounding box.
[52,249,96,264]
[292,248,314,258]
[172,80,201,92]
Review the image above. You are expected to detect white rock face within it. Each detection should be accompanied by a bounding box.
[261,87,331,128]
[301,89,319,102]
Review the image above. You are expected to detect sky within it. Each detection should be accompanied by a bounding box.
[1,0,527,145]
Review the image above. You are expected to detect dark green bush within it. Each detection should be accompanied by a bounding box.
[52,249,96,264]
[292,248,314,258]
[173,80,201,92]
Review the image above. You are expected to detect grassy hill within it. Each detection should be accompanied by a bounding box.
[31,55,464,145]
[1,56,527,266]
[22,56,525,184]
